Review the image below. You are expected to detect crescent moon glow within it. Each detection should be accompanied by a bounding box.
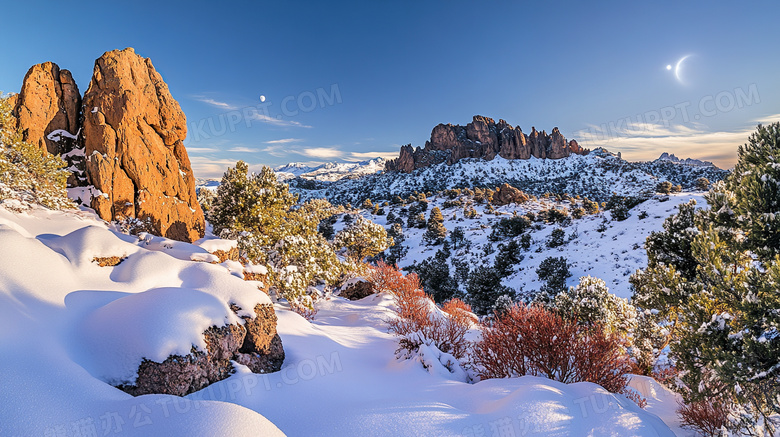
[674,55,692,83]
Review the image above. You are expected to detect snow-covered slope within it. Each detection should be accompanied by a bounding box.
[362,192,704,299]
[196,295,676,436]
[0,204,682,436]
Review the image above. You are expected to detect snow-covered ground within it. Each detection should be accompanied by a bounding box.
[0,204,688,436]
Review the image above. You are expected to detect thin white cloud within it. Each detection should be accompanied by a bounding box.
[228,147,260,153]
[265,138,301,144]
[259,145,288,158]
[186,147,220,153]
[193,96,239,111]
[295,147,344,159]
[252,114,312,128]
[189,156,241,179]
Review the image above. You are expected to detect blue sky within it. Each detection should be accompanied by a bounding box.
[2,0,779,177]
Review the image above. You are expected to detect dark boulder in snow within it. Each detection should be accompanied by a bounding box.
[120,303,284,397]
[338,277,375,300]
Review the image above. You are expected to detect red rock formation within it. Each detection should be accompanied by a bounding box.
[527,127,547,159]
[81,48,205,242]
[11,62,81,155]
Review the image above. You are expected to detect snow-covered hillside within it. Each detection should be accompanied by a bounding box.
[362,191,706,300]
[287,151,726,205]
[0,203,685,436]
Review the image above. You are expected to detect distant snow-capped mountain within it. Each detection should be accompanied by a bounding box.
[275,158,386,182]
[196,158,387,192]
[654,152,714,167]
[273,162,317,179]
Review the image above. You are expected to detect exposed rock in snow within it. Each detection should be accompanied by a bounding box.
[338,277,375,300]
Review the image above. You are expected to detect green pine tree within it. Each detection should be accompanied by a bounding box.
[466,265,515,315]
[423,206,447,245]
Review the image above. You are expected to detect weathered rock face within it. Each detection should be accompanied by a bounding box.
[496,119,529,160]
[120,303,284,397]
[527,127,547,159]
[391,144,416,173]
[492,183,529,206]
[386,115,589,173]
[81,48,204,242]
[11,62,81,156]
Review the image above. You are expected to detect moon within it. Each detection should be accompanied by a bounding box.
[259,95,266,103]
[674,55,692,83]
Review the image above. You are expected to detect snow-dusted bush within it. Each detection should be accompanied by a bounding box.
[547,227,566,248]
[493,240,523,277]
[404,249,458,303]
[487,215,530,241]
[656,181,673,194]
[334,215,391,261]
[209,161,343,303]
[0,95,74,210]
[554,276,637,341]
[466,265,515,315]
[534,256,571,303]
[197,188,216,220]
[422,206,447,245]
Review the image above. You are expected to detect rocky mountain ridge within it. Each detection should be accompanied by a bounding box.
[386,115,588,173]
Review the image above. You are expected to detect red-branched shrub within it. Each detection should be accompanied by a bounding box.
[441,298,478,327]
[677,399,731,437]
[474,304,634,395]
[369,262,469,360]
